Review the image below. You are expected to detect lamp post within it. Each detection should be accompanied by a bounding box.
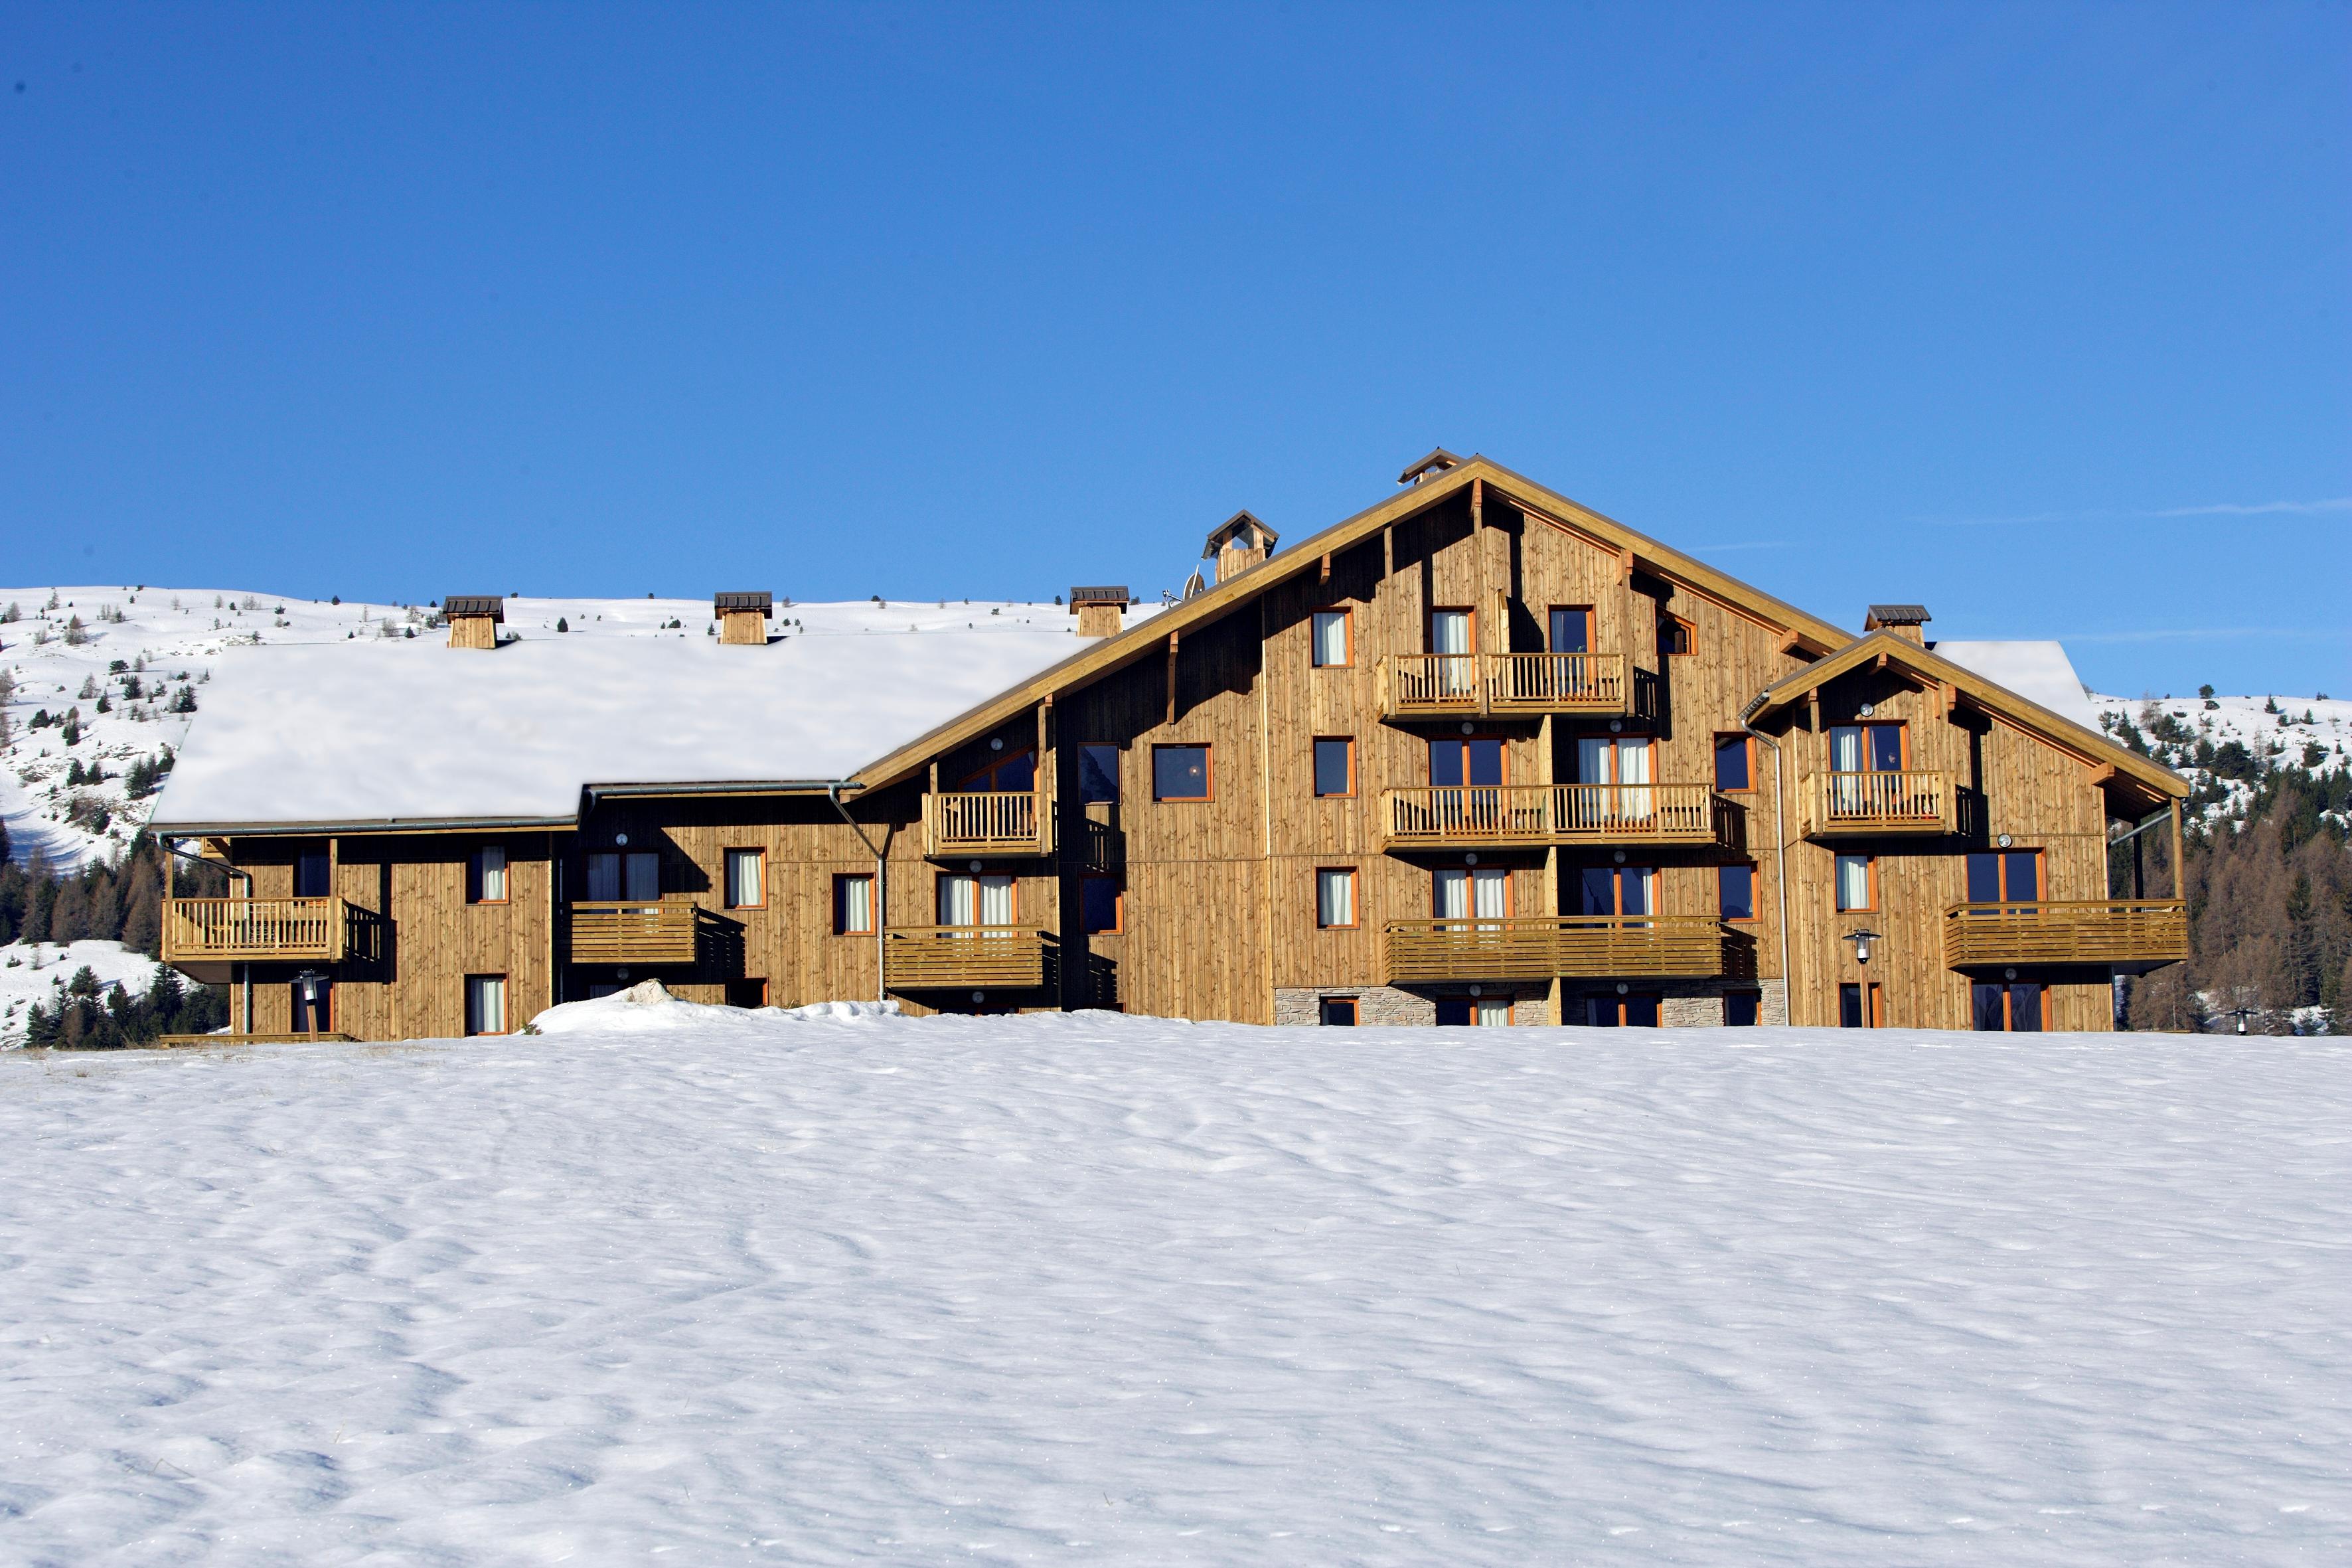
[1847,929,1881,966]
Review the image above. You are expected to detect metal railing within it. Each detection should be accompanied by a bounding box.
[1385,915,1731,984]
[1802,769,1953,835]
[1379,653,1628,716]
[1941,900,2189,969]
[1383,783,1726,847]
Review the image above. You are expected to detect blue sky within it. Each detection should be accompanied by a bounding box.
[4,3,2345,696]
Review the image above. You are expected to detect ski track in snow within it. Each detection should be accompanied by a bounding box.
[1,1011,2345,1565]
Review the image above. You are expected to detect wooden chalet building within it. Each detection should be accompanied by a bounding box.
[151,453,2188,1039]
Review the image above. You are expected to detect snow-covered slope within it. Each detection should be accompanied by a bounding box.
[1,588,1150,865]
[1,1008,2343,1564]
[0,938,163,1046]
[2092,690,2352,819]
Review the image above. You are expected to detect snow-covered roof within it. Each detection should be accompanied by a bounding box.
[153,630,1087,831]
[1928,641,2100,732]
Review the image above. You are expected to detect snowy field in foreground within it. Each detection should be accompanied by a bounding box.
[2,1008,2345,1566]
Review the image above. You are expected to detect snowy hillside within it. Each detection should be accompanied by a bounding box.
[1,1004,2343,1563]
[0,587,1144,868]
[0,938,162,1046]
[2092,690,2352,821]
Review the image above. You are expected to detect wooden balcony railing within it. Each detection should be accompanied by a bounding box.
[1383,783,1728,848]
[163,896,355,964]
[1801,769,1954,836]
[568,900,699,965]
[1941,900,2189,971]
[884,926,1051,989]
[924,789,1055,857]
[1379,653,1628,718]
[1385,915,1732,984]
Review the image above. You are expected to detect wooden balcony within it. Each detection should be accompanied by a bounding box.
[568,900,699,965]
[1385,915,1732,984]
[1942,900,2189,971]
[1379,653,1628,718]
[884,926,1051,990]
[1383,783,1731,850]
[1801,769,1954,836]
[163,896,359,965]
[924,789,1055,857]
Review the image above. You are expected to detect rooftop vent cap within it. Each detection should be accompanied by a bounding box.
[1203,510,1279,585]
[443,595,505,648]
[714,590,775,645]
[1398,448,1464,485]
[1863,603,1932,645]
[1069,586,1132,639]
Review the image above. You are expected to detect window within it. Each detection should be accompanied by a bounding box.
[1586,994,1661,1027]
[1713,734,1753,792]
[1428,607,1475,655]
[1081,876,1123,935]
[1077,744,1120,804]
[295,849,331,899]
[290,976,333,1034]
[960,747,1036,793]
[1830,722,1907,773]
[832,874,875,935]
[1152,744,1211,801]
[1725,991,1761,1027]
[1429,736,1505,787]
[1316,868,1358,929]
[1718,864,1757,921]
[1965,850,2041,905]
[724,848,765,909]
[1547,606,1593,655]
[1437,997,1516,1026]
[1834,853,1875,912]
[1312,737,1354,798]
[1434,866,1509,921]
[1319,996,1358,1026]
[1578,864,1652,918]
[1839,982,1884,1028]
[1310,609,1352,668]
[469,845,509,904]
[465,975,508,1036]
[586,851,659,902]
[726,979,769,1009]
[1574,736,1652,819]
[1972,981,2045,1032]
[937,872,1016,927]
[1658,613,1694,658]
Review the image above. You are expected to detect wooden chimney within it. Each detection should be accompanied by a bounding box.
[714,591,774,646]
[443,595,505,649]
[1068,586,1131,639]
[1204,510,1278,586]
[1863,604,1932,646]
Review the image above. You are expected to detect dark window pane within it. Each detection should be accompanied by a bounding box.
[1972,982,2006,1032]
[2004,852,2039,903]
[1714,736,1750,791]
[1840,983,1864,1029]
[1624,994,1660,1027]
[1869,726,1905,773]
[1718,864,1755,921]
[1081,878,1121,935]
[1153,745,1210,800]
[1725,991,1761,1027]
[1467,739,1504,787]
[2008,984,2043,1032]
[1966,853,2002,905]
[1428,740,1462,787]
[295,851,331,898]
[1618,868,1650,917]
[1319,997,1358,1026]
[1436,998,1473,1026]
[1077,745,1119,804]
[1579,866,1618,917]
[1313,739,1352,797]
[1585,996,1619,1027]
[994,751,1036,792]
[1549,608,1589,654]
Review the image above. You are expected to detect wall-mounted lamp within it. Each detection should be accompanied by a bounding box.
[1849,928,1882,965]
[1608,718,1624,734]
[1997,833,2014,848]
[1858,702,1875,718]
[1612,848,1627,864]
[1464,852,1479,866]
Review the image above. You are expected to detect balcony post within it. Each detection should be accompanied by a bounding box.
[2168,798,2184,900]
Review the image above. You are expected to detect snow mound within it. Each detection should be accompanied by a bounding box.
[528,984,905,1036]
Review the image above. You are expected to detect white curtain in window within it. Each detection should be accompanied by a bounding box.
[726,850,763,908]
[1316,869,1354,928]
[478,846,507,902]
[937,874,975,927]
[1430,610,1472,655]
[1475,998,1513,1028]
[1312,612,1348,666]
[1832,726,1865,772]
[625,852,660,902]
[839,876,874,933]
[586,853,621,901]
[1836,854,1870,910]
[1433,868,1468,919]
[466,975,507,1036]
[978,874,1015,930]
[1435,868,1506,923]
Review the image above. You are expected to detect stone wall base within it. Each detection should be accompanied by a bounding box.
[1279,977,1790,1028]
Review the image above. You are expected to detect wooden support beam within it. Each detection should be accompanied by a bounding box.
[1319,551,1331,585]
[1472,477,1484,531]
[2087,763,2114,788]
[1808,688,1822,734]
[1382,524,1393,579]
[1165,632,1180,727]
[2168,798,2184,902]
[1620,545,1636,585]
[1874,651,1889,672]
